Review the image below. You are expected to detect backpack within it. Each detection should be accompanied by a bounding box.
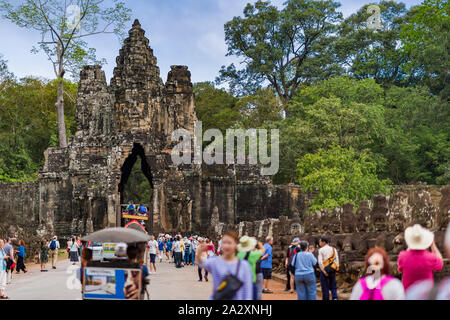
[50,240,57,250]
[139,205,147,213]
[324,247,339,273]
[288,246,298,264]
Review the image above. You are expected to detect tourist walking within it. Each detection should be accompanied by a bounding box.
[77,235,83,258]
[69,237,79,265]
[158,237,165,263]
[40,240,49,272]
[173,236,183,268]
[184,237,192,265]
[190,237,198,266]
[0,239,9,299]
[197,237,209,282]
[406,222,450,300]
[398,224,443,291]
[148,235,158,273]
[285,237,300,293]
[15,240,27,273]
[166,237,173,262]
[291,241,317,300]
[318,236,339,300]
[49,236,60,269]
[196,230,253,300]
[237,236,264,300]
[260,236,274,294]
[67,237,72,260]
[4,238,14,284]
[350,247,404,300]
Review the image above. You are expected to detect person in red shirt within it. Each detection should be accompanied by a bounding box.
[397,224,443,291]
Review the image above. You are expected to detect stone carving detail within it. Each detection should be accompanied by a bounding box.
[409,189,437,229]
[356,200,371,232]
[341,202,355,233]
[389,192,409,232]
[370,195,389,232]
[290,210,302,235]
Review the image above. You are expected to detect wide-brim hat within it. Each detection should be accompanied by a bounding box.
[238,236,257,252]
[405,224,434,250]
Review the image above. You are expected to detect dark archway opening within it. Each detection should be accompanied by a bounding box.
[118,143,153,228]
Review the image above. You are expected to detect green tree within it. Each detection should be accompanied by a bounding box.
[335,1,410,86]
[0,77,77,181]
[217,0,343,110]
[235,88,283,129]
[297,145,391,210]
[273,77,386,183]
[381,85,449,184]
[0,53,13,81]
[0,0,131,147]
[400,0,450,96]
[193,82,240,134]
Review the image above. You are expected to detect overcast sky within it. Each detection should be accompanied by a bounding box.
[0,0,422,84]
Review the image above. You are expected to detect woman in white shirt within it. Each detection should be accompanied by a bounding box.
[350,247,404,300]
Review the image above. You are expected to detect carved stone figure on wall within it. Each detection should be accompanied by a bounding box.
[341,202,355,233]
[356,200,371,232]
[370,195,389,232]
[389,192,409,232]
[409,189,436,229]
[290,210,303,235]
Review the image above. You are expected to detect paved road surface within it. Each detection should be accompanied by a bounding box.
[7,259,81,300]
[6,258,213,300]
[5,257,295,300]
[149,260,213,300]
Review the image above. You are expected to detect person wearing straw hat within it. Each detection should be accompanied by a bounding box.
[237,236,265,300]
[397,224,443,291]
[406,222,450,300]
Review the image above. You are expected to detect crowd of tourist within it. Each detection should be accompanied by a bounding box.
[155,222,449,301]
[0,237,28,299]
[0,221,448,300]
[0,233,83,299]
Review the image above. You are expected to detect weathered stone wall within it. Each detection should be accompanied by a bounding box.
[0,182,41,261]
[210,186,450,286]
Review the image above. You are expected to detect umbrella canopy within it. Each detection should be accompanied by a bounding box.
[82,227,151,243]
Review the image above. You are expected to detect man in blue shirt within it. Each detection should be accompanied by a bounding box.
[260,236,274,294]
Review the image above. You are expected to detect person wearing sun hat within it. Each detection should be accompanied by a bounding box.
[237,236,265,300]
[397,224,443,291]
[406,222,450,300]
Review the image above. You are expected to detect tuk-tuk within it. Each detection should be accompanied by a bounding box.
[81,228,150,300]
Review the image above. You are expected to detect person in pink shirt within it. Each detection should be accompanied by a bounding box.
[397,224,443,291]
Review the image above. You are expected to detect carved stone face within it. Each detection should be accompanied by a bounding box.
[290,223,302,235]
[343,236,353,252]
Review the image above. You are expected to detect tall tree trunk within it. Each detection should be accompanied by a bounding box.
[55,46,67,148]
[56,77,67,148]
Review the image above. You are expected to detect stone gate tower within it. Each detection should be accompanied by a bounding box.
[37,20,305,238]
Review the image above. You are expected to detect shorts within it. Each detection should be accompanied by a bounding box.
[149,254,156,263]
[288,265,295,275]
[262,268,272,280]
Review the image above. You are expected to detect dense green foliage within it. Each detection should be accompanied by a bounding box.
[297,145,391,210]
[0,75,77,181]
[0,0,448,211]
